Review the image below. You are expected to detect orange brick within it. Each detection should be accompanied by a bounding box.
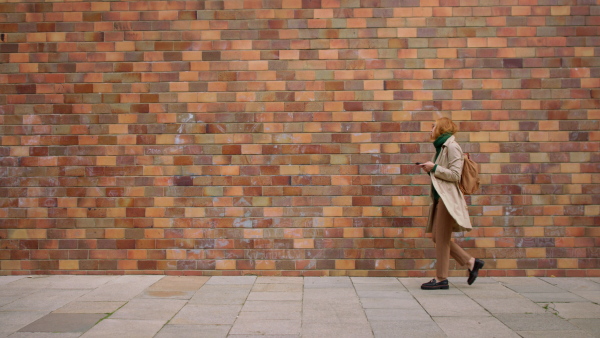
[166,249,186,260]
[59,260,79,270]
[397,28,417,37]
[437,48,457,58]
[244,229,263,238]
[557,259,577,269]
[319,50,338,59]
[335,260,356,270]
[398,49,417,58]
[375,259,395,270]
[343,228,364,238]
[216,260,236,270]
[256,260,276,270]
[284,229,303,238]
[127,250,148,260]
[118,260,138,270]
[293,239,314,248]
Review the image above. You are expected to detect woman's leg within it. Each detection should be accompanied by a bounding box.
[434,200,473,279]
[432,200,451,281]
[450,241,472,267]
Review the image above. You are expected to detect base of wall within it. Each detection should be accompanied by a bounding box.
[3,269,600,278]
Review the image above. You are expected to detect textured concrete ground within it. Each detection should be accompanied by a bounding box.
[1,275,599,337]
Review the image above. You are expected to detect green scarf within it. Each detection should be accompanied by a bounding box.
[433,133,452,162]
[431,133,452,200]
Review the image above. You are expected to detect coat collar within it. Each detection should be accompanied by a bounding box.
[442,135,455,147]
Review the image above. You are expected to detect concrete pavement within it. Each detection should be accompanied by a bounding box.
[1,275,599,337]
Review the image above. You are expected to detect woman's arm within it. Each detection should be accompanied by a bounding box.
[432,143,463,182]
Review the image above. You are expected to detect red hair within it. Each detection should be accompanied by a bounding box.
[431,117,459,140]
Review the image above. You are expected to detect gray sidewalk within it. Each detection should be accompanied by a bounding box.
[1,275,599,337]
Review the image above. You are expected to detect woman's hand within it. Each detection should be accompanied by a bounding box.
[419,161,435,173]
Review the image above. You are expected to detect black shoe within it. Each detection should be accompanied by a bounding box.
[468,259,485,285]
[421,279,449,290]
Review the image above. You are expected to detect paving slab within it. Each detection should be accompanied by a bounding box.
[540,278,600,291]
[355,289,413,299]
[41,276,116,290]
[147,276,209,291]
[139,290,196,300]
[415,295,490,317]
[205,276,256,285]
[354,283,408,292]
[495,313,581,331]
[569,318,600,337]
[78,275,163,302]
[189,285,251,305]
[447,277,498,285]
[79,319,165,338]
[303,307,368,323]
[1,289,89,312]
[236,310,301,320]
[304,276,353,289]
[433,316,520,338]
[0,276,27,286]
[548,302,600,319]
[360,297,423,309]
[229,318,301,335]
[303,286,367,325]
[8,333,82,338]
[53,301,125,314]
[0,311,49,336]
[352,277,402,284]
[154,324,230,338]
[246,291,302,301]
[255,276,303,284]
[12,276,116,290]
[493,277,564,293]
[0,286,38,299]
[169,304,242,325]
[302,322,373,338]
[517,330,594,338]
[570,290,600,303]
[228,335,298,338]
[521,292,588,303]
[457,282,524,299]
[240,300,301,313]
[251,283,303,292]
[365,308,431,322]
[370,320,445,338]
[474,297,548,314]
[303,288,361,302]
[195,284,253,292]
[0,295,21,308]
[493,277,549,285]
[110,298,186,321]
[18,313,105,333]
[3,276,67,289]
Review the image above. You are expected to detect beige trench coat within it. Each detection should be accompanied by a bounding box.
[425,135,473,233]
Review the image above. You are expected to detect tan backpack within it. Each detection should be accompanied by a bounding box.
[459,153,480,195]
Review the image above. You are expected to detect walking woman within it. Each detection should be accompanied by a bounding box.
[418,117,484,290]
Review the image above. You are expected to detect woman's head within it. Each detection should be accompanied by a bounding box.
[431,117,459,140]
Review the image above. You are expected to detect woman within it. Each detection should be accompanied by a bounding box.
[418,117,484,290]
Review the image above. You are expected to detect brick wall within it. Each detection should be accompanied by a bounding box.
[1,0,599,277]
